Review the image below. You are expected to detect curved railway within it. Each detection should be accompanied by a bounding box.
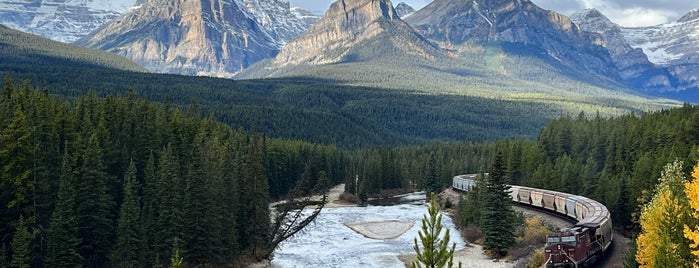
[453,174,613,268]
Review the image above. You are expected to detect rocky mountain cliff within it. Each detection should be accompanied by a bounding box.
[395,2,416,18]
[266,0,439,67]
[573,8,699,92]
[76,0,315,77]
[0,0,139,42]
[570,9,673,90]
[404,0,621,81]
[242,0,318,46]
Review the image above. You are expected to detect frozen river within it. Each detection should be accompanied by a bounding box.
[270,194,466,268]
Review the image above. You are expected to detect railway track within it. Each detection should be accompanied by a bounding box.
[453,174,618,268]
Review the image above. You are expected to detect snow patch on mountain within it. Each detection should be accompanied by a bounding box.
[621,17,699,66]
[241,0,317,47]
[0,0,138,42]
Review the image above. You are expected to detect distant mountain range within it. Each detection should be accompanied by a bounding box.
[0,0,140,42]
[571,8,699,95]
[0,0,696,102]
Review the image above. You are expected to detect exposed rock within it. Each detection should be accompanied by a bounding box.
[394,2,416,18]
[574,8,699,92]
[242,0,317,46]
[678,9,699,23]
[77,0,283,77]
[0,0,139,42]
[271,0,437,67]
[290,6,321,27]
[570,9,673,90]
[405,0,621,81]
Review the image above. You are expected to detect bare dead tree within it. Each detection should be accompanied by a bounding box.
[265,164,330,258]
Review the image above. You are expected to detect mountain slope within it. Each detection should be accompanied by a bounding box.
[0,24,147,73]
[620,10,699,92]
[77,0,280,77]
[76,0,316,77]
[0,0,139,42]
[404,0,620,81]
[268,0,439,67]
[237,0,679,115]
[395,2,416,18]
[570,9,673,90]
[572,8,699,96]
[242,0,318,46]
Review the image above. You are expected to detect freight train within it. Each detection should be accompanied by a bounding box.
[453,174,613,268]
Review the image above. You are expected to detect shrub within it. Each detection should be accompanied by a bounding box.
[339,192,361,204]
[460,224,483,244]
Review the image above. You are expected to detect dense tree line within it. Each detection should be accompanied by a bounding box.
[349,106,699,236]
[0,77,345,267]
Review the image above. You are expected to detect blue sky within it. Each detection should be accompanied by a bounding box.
[288,0,695,27]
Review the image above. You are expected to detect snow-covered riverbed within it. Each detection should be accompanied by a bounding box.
[270,194,465,268]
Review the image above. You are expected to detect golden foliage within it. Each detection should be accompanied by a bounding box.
[684,162,699,260]
[517,217,551,247]
[636,160,692,268]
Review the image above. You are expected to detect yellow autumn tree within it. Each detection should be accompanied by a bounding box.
[684,161,699,263]
[636,160,693,268]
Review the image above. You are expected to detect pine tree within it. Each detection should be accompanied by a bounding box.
[424,153,439,198]
[481,152,516,257]
[75,133,114,268]
[247,135,270,259]
[10,216,33,268]
[141,151,157,267]
[457,174,484,226]
[637,160,693,268]
[46,149,82,268]
[152,144,182,266]
[114,160,142,267]
[411,193,461,268]
[182,126,217,263]
[0,107,33,210]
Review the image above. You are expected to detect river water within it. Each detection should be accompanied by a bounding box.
[269,193,466,268]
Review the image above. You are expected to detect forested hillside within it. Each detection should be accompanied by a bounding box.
[347,106,699,234]
[1,60,567,148]
[0,25,147,73]
[0,78,345,267]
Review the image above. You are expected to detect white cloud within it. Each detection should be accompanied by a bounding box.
[610,8,678,27]
[292,0,689,27]
[534,0,685,27]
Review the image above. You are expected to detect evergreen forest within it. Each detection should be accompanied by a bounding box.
[1,69,698,266]
[0,77,345,267]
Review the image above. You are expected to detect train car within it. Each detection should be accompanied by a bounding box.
[518,188,532,205]
[452,175,613,268]
[531,190,544,208]
[542,192,556,211]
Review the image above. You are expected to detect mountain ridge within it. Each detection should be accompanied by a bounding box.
[405,0,621,82]
[272,0,437,66]
[0,0,140,42]
[573,8,699,93]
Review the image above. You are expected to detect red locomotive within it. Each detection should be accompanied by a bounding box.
[545,224,605,267]
[452,175,613,268]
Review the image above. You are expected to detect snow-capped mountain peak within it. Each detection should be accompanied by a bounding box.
[620,10,699,66]
[570,8,616,33]
[0,0,140,42]
[241,0,317,46]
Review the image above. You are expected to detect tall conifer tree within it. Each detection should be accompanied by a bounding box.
[10,216,33,268]
[481,152,516,257]
[115,160,142,267]
[0,107,33,210]
[75,133,113,268]
[46,148,82,267]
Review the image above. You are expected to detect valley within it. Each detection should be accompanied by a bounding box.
[0,0,698,267]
